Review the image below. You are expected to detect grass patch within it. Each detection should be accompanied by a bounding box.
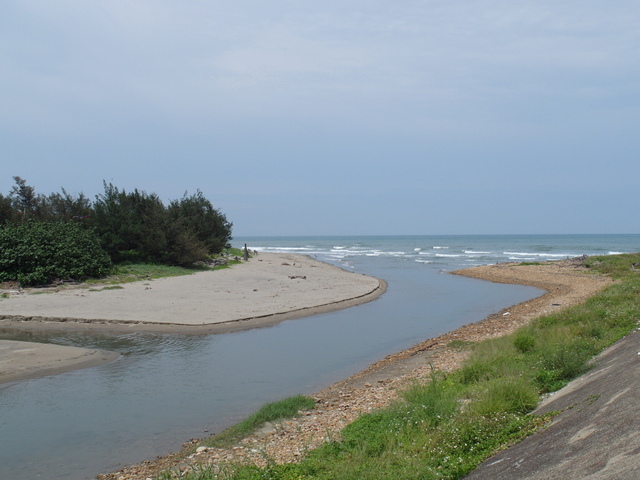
[88,263,206,285]
[583,252,640,278]
[161,252,640,480]
[203,395,316,449]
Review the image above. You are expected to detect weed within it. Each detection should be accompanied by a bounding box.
[204,395,316,449]
[512,330,536,353]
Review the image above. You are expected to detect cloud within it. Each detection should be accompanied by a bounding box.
[1,1,638,234]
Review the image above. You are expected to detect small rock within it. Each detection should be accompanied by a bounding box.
[196,446,208,453]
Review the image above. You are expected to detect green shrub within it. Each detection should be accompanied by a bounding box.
[0,221,112,286]
[2,178,234,268]
[459,337,521,384]
[205,395,316,449]
[167,190,233,255]
[534,338,598,392]
[469,376,539,416]
[513,330,536,353]
[400,375,460,427]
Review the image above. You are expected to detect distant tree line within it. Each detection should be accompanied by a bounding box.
[0,177,233,285]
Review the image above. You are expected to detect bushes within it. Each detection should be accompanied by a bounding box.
[168,191,233,255]
[1,177,233,272]
[0,221,112,286]
[91,184,172,264]
[91,183,232,266]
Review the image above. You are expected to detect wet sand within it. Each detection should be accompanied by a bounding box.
[0,340,120,385]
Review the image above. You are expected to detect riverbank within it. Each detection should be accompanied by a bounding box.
[99,258,613,479]
[0,253,384,384]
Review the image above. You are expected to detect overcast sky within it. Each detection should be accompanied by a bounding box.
[1,1,638,236]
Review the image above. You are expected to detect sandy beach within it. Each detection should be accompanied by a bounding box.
[0,340,120,385]
[0,253,385,383]
[97,258,614,479]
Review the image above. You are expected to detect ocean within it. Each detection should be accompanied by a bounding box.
[0,234,638,479]
[237,234,636,270]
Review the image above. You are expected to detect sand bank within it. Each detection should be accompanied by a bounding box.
[0,253,385,334]
[0,340,120,385]
[98,259,614,479]
[0,253,384,385]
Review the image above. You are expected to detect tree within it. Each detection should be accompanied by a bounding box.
[0,194,15,224]
[168,190,233,254]
[46,188,93,221]
[9,176,38,220]
[91,182,170,263]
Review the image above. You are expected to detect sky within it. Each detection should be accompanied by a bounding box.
[1,1,638,236]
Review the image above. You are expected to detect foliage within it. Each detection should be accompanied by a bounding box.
[91,183,172,264]
[1,177,233,271]
[0,221,112,286]
[0,193,15,224]
[9,176,38,218]
[84,263,207,286]
[583,252,640,278]
[203,395,316,449]
[44,188,93,221]
[168,190,233,254]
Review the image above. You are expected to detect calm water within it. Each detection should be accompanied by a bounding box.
[0,235,637,479]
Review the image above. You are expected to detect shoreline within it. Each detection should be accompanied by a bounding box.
[0,253,385,383]
[0,253,385,333]
[0,340,120,385]
[99,259,614,479]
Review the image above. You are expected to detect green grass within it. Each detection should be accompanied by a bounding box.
[85,263,205,285]
[202,395,316,449]
[86,255,243,287]
[583,252,640,278]
[160,252,640,480]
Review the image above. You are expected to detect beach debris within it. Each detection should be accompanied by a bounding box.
[502,312,510,316]
[289,275,307,280]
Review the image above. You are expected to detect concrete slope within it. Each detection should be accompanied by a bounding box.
[464,328,640,480]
